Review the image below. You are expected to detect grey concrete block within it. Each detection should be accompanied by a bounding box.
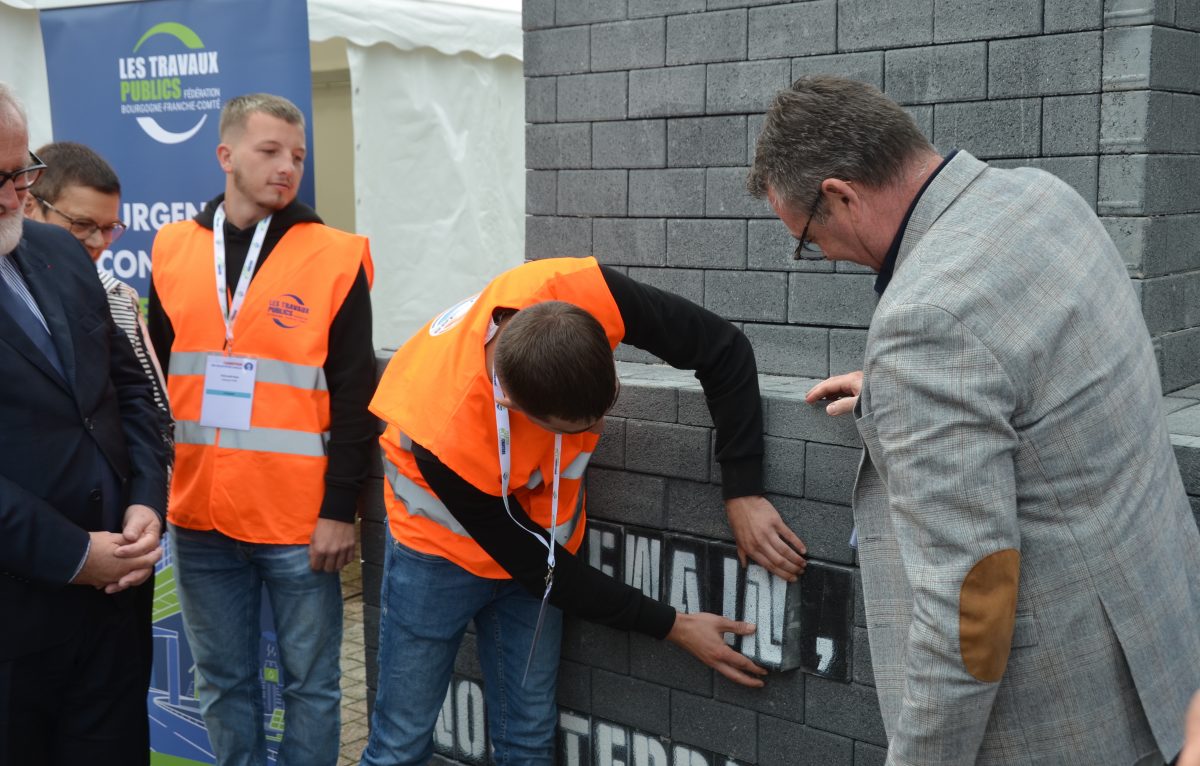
[933,98,1041,159]
[1149,26,1200,95]
[709,0,790,7]
[667,9,747,66]
[1046,0,1104,31]
[1179,2,1200,31]
[852,626,874,687]
[1044,94,1101,156]
[1102,24,1153,91]
[1102,0,1175,26]
[792,51,885,90]
[884,43,986,104]
[594,218,667,267]
[523,0,555,31]
[804,442,859,505]
[989,32,1102,98]
[805,676,887,747]
[629,169,707,216]
[707,166,776,218]
[764,388,862,448]
[990,156,1099,209]
[1175,433,1200,494]
[629,632,714,692]
[788,273,878,328]
[629,65,707,118]
[706,59,792,115]
[666,479,733,541]
[593,120,667,169]
[1101,91,1200,155]
[526,123,590,170]
[609,378,680,421]
[525,27,590,77]
[586,520,624,579]
[616,343,665,364]
[748,218,836,273]
[592,416,627,468]
[705,271,789,322]
[838,0,932,51]
[558,72,628,122]
[629,0,705,18]
[762,434,807,498]
[748,0,837,60]
[627,265,705,305]
[758,716,854,766]
[1102,214,1200,278]
[667,219,747,268]
[744,323,829,378]
[714,669,805,724]
[670,690,758,761]
[558,170,628,216]
[904,104,935,144]
[855,741,888,766]
[557,0,624,26]
[748,112,764,165]
[1099,154,1200,216]
[592,669,672,733]
[830,328,867,377]
[526,76,557,123]
[588,468,668,527]
[591,18,666,73]
[935,0,1042,42]
[1140,271,1200,334]
[526,216,592,260]
[668,116,747,168]
[676,385,713,429]
[527,170,557,216]
[556,659,592,712]
[454,632,483,680]
[626,420,712,481]
[562,620,630,674]
[360,518,386,575]
[772,495,856,566]
[624,527,665,600]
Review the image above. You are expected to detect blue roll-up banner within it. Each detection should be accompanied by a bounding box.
[41,3,314,764]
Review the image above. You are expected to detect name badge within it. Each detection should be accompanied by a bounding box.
[200,355,257,431]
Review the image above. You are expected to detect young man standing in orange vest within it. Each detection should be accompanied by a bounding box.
[148,93,375,766]
[361,257,809,765]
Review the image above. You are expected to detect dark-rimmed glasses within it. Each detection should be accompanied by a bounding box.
[792,192,823,260]
[35,196,128,243]
[0,151,47,192]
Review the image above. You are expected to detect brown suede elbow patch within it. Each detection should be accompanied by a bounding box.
[959,548,1020,682]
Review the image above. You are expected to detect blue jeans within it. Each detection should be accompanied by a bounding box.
[360,535,562,766]
[170,525,343,766]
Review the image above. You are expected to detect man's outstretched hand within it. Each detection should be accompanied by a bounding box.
[667,611,768,688]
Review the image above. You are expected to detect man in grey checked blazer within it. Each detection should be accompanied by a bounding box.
[750,75,1200,765]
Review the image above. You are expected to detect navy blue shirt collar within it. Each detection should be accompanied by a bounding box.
[873,150,958,296]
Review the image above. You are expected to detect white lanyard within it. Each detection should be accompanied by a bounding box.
[493,368,562,685]
[213,203,271,350]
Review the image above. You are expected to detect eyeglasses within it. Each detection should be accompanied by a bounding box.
[792,192,823,260]
[0,151,47,192]
[35,196,128,243]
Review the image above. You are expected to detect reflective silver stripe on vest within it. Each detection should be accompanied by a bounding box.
[175,420,328,457]
[523,451,593,489]
[384,456,581,546]
[169,351,328,391]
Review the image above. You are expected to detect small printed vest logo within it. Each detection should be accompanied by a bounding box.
[429,293,480,337]
[268,293,310,329]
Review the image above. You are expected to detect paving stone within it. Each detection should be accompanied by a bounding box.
[667,9,748,66]
[706,59,792,115]
[935,0,1041,42]
[934,98,1042,159]
[525,26,590,77]
[758,716,854,766]
[748,0,837,60]
[629,65,707,118]
[594,218,667,267]
[666,218,747,268]
[591,18,667,72]
[670,689,759,761]
[988,31,1102,98]
[884,43,986,104]
[792,51,885,90]
[838,0,933,51]
[668,115,748,168]
[593,119,667,169]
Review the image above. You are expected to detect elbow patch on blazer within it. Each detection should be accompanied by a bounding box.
[959,548,1020,682]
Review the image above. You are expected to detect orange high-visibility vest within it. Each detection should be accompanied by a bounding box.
[370,257,625,578]
[152,219,373,544]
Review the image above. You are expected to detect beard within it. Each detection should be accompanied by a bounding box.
[0,209,22,255]
[231,165,294,214]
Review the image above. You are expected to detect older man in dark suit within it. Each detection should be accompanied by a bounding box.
[0,83,168,765]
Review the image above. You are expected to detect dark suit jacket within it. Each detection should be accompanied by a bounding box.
[0,220,168,659]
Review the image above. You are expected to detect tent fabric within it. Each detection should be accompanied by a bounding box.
[309,0,521,62]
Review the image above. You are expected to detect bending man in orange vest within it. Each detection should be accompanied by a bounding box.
[361,257,808,765]
[148,93,375,766]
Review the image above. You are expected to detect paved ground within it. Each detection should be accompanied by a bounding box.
[338,535,370,765]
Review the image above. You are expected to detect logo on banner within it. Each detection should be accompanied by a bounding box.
[118,21,221,144]
[268,294,310,329]
[429,293,480,337]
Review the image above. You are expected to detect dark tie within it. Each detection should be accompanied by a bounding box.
[0,267,66,380]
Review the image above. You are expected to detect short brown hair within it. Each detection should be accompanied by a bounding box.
[495,301,617,423]
[748,75,933,211]
[30,142,121,205]
[219,93,304,141]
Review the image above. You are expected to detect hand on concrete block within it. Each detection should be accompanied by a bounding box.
[667,611,766,688]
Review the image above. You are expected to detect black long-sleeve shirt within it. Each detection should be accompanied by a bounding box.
[411,266,766,639]
[147,195,375,523]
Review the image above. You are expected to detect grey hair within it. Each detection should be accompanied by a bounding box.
[219,92,304,140]
[0,82,28,132]
[747,75,933,213]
